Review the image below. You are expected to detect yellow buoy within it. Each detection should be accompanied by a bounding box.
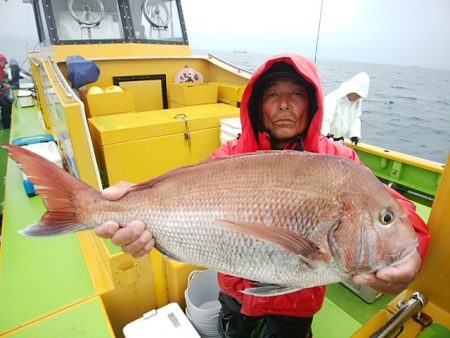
[87,86,104,95]
[104,85,123,93]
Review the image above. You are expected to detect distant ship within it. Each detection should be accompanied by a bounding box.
[233,49,248,53]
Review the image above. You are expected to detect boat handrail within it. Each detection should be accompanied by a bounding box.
[47,57,73,99]
[207,53,253,75]
[27,55,73,99]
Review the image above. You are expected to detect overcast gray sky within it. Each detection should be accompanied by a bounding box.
[1,0,449,70]
[182,0,450,70]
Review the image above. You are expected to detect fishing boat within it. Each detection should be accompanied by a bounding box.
[0,1,448,337]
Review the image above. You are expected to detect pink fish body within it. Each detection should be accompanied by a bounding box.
[4,145,417,295]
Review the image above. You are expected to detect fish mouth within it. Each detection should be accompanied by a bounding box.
[326,208,419,275]
[387,240,419,266]
[363,239,419,273]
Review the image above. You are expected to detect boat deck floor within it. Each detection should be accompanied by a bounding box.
[0,103,114,337]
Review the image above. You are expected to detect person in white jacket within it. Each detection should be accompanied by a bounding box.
[321,71,370,147]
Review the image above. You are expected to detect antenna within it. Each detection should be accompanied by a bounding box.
[314,0,324,64]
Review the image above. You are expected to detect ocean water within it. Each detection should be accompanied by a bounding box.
[204,51,450,164]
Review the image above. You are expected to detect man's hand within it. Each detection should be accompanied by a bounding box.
[350,136,359,148]
[95,181,155,258]
[353,250,421,294]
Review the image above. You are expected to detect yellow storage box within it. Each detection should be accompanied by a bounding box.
[209,82,245,107]
[168,82,218,108]
[88,103,239,185]
[81,88,135,117]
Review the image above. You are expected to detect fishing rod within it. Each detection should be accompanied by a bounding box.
[314,0,324,64]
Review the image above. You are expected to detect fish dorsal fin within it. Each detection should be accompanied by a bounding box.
[129,163,199,192]
[217,220,325,268]
[130,151,299,192]
[129,151,280,192]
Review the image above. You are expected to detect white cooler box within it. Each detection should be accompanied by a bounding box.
[11,135,63,197]
[220,117,242,144]
[17,89,34,107]
[123,303,201,338]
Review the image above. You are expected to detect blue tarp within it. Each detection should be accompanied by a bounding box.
[66,55,100,89]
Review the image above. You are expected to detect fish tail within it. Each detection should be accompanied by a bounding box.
[3,144,99,237]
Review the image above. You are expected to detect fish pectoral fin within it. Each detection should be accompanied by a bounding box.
[19,222,91,237]
[216,220,323,265]
[242,285,302,297]
[154,244,184,263]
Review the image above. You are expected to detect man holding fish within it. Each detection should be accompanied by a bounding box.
[95,54,430,338]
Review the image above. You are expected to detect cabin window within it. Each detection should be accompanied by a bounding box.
[130,0,186,43]
[113,74,169,111]
[34,0,188,45]
[50,0,125,41]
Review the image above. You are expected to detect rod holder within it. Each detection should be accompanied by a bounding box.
[370,292,428,338]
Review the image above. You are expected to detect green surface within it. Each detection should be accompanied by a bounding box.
[0,126,10,215]
[0,104,98,334]
[1,102,41,218]
[4,298,113,338]
[104,237,123,255]
[325,283,393,325]
[313,283,397,336]
[9,104,45,138]
[313,297,362,337]
[415,202,431,223]
[356,148,443,199]
[418,323,450,338]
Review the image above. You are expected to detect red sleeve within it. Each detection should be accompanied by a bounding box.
[318,136,363,165]
[387,186,431,263]
[211,139,239,158]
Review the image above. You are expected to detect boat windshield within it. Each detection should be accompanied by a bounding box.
[130,0,186,42]
[51,0,124,41]
[34,0,187,45]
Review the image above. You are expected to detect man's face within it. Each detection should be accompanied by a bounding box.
[261,77,310,143]
[0,60,6,69]
[347,92,361,102]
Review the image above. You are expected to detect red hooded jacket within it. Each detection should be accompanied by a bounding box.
[0,54,7,98]
[211,54,430,318]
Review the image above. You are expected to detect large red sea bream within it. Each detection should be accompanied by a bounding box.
[3,144,417,296]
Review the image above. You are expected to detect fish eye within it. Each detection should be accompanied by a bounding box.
[379,208,395,226]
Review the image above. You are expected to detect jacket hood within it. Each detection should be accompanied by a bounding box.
[335,71,370,99]
[235,54,324,153]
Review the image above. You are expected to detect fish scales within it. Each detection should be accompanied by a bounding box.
[87,152,405,288]
[4,146,418,292]
[117,189,339,287]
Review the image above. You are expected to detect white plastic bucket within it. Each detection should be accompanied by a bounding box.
[185,270,221,338]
